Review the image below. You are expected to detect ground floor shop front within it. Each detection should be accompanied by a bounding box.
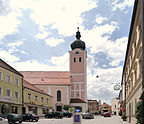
[24,103,52,116]
[0,102,22,114]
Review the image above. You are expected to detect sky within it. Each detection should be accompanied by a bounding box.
[0,0,135,104]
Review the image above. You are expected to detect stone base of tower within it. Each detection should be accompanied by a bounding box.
[70,98,88,113]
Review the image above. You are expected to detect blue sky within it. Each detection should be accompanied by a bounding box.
[0,0,135,104]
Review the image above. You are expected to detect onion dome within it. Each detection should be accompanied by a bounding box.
[70,27,86,50]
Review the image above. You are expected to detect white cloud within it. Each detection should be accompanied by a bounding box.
[107,37,128,66]
[0,50,20,62]
[8,41,23,47]
[81,22,127,66]
[112,0,135,11]
[96,16,107,24]
[5,53,69,71]
[36,32,50,39]
[29,0,97,36]
[45,38,65,47]
[0,11,21,39]
[50,53,69,68]
[9,59,69,71]
[7,41,23,53]
[20,50,28,55]
[87,66,123,102]
[82,22,118,53]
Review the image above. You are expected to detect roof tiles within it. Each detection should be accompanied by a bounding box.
[20,71,71,85]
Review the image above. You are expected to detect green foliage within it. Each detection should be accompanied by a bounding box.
[104,105,108,108]
[135,100,144,124]
[63,105,71,110]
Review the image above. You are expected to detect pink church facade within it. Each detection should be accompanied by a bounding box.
[21,28,88,112]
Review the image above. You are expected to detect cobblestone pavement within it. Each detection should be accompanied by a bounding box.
[22,115,130,124]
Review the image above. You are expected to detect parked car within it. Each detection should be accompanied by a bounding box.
[7,113,22,124]
[92,112,99,115]
[45,112,63,119]
[0,114,9,119]
[22,113,39,122]
[82,113,94,119]
[103,112,111,117]
[62,111,73,118]
[0,117,8,124]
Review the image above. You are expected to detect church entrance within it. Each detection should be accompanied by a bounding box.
[56,106,62,111]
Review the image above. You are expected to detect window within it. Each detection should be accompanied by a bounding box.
[28,93,31,99]
[79,57,81,62]
[0,72,2,80]
[47,99,48,104]
[28,106,32,111]
[0,88,1,96]
[15,92,19,99]
[57,90,61,101]
[74,57,76,62]
[6,89,11,97]
[6,74,11,83]
[35,96,38,101]
[15,78,19,86]
[41,97,44,103]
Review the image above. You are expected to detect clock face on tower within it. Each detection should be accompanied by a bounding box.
[75,50,79,55]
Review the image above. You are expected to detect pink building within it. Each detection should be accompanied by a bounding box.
[21,28,87,112]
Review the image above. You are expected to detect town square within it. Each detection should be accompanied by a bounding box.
[0,0,144,124]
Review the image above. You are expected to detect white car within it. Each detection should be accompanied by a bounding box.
[0,117,8,124]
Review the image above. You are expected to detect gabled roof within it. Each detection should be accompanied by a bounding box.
[70,98,86,103]
[0,59,23,77]
[23,79,52,97]
[20,71,71,85]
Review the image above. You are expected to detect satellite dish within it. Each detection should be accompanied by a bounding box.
[114,84,121,91]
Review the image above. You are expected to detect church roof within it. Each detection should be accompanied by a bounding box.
[23,79,52,97]
[0,59,23,77]
[20,71,71,85]
[70,98,86,103]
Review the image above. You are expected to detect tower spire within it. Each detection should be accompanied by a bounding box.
[76,26,81,40]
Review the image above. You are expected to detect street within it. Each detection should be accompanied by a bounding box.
[22,115,129,124]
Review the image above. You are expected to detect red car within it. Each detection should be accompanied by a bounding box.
[103,112,111,117]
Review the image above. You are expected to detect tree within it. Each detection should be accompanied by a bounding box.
[63,105,71,111]
[135,100,144,124]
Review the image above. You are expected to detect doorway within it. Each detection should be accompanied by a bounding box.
[56,106,62,111]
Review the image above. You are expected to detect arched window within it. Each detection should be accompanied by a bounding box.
[79,57,81,62]
[57,90,61,101]
[74,57,76,62]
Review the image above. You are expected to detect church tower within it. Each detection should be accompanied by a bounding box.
[69,27,87,104]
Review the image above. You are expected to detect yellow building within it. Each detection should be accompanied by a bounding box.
[23,80,53,116]
[0,59,23,114]
[121,0,143,123]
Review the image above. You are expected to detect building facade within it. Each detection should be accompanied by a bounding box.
[88,99,99,113]
[111,97,119,115]
[21,71,71,112]
[21,28,88,113]
[0,59,23,114]
[121,0,143,123]
[23,80,52,116]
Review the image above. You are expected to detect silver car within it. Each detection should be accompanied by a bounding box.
[0,117,8,124]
